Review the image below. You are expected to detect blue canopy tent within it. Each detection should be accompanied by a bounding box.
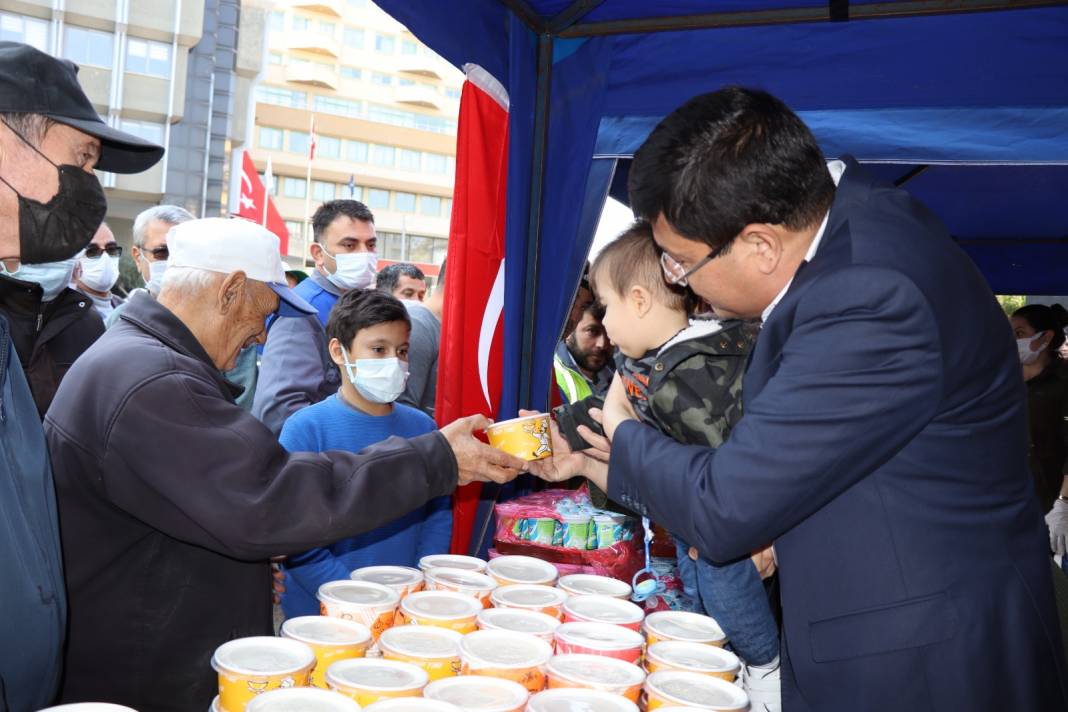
[375,0,1068,553]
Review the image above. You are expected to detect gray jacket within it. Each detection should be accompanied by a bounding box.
[400,301,440,419]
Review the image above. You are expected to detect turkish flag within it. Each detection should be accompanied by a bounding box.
[236,150,289,255]
[435,67,509,555]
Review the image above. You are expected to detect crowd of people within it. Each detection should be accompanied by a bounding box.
[3,40,1068,712]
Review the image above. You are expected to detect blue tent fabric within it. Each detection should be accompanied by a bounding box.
[374,0,1068,553]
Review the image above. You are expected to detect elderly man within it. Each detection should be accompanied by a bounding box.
[74,221,125,319]
[253,198,378,434]
[378,262,428,301]
[44,217,525,710]
[0,41,162,711]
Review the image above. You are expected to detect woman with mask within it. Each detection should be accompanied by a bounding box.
[1012,304,1068,512]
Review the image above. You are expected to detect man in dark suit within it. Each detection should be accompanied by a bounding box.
[534,87,1068,711]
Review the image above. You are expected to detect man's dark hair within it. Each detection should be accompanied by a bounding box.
[628,86,835,251]
[312,200,375,244]
[326,288,411,348]
[376,263,426,295]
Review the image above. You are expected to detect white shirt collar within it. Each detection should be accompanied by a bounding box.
[760,160,846,324]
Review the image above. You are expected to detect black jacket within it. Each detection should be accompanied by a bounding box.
[1026,360,1068,511]
[0,275,104,417]
[44,293,457,711]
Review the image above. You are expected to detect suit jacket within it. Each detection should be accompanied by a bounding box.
[609,158,1068,710]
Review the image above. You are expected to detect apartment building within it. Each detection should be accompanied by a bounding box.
[251,0,462,276]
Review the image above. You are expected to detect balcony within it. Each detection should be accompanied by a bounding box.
[287,31,341,59]
[395,85,443,110]
[396,55,443,79]
[291,0,344,17]
[286,63,340,91]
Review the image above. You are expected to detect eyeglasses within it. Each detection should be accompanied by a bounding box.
[84,244,123,259]
[659,240,731,287]
[140,246,169,261]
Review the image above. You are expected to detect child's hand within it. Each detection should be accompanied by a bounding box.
[523,410,610,491]
[751,545,777,580]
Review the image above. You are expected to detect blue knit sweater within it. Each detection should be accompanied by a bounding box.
[278,393,451,618]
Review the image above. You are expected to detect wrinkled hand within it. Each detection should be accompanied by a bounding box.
[523,410,609,491]
[751,545,777,580]
[600,375,637,441]
[442,414,528,486]
[1047,499,1068,555]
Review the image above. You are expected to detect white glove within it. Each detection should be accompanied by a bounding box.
[1045,499,1068,555]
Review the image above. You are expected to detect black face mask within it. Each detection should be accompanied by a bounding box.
[0,121,107,265]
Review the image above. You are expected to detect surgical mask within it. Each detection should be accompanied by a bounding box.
[1018,332,1048,365]
[0,120,108,264]
[142,258,167,295]
[325,249,377,291]
[78,253,120,293]
[341,346,408,404]
[2,257,77,301]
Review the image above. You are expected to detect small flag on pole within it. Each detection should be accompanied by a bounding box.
[261,155,273,227]
[309,117,317,162]
[348,174,356,198]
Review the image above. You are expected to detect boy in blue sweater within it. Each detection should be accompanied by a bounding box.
[279,288,451,618]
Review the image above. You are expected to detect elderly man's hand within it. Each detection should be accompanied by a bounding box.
[523,410,610,492]
[441,415,528,486]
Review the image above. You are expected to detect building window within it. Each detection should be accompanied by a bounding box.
[397,149,421,172]
[444,198,452,217]
[317,136,341,160]
[395,192,416,213]
[256,85,307,109]
[398,78,415,87]
[268,11,284,31]
[342,26,364,48]
[258,127,283,150]
[312,180,335,202]
[119,119,165,145]
[260,172,279,196]
[283,177,307,199]
[288,130,309,155]
[420,195,442,217]
[371,72,393,87]
[0,12,49,51]
[424,153,448,174]
[408,235,434,263]
[374,34,395,54]
[401,39,418,56]
[342,183,363,201]
[378,231,404,260]
[445,87,462,100]
[313,95,362,118]
[340,66,361,79]
[268,51,284,65]
[366,104,456,134]
[126,37,171,77]
[432,236,448,264]
[284,220,303,241]
[345,140,368,163]
[318,21,336,36]
[63,26,114,68]
[367,188,389,209]
[292,16,311,31]
[371,145,395,168]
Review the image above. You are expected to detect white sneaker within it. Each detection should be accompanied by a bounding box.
[738,657,781,712]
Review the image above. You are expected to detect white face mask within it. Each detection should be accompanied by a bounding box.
[3,258,77,301]
[1018,332,1048,365]
[143,258,167,295]
[78,254,120,293]
[325,249,377,291]
[341,345,409,404]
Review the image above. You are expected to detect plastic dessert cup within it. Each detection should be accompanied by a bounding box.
[644,642,740,682]
[553,623,645,665]
[490,584,568,620]
[318,580,401,641]
[211,636,316,712]
[326,658,429,707]
[485,556,559,587]
[457,630,553,693]
[418,555,487,574]
[484,414,552,461]
[351,565,426,597]
[476,607,560,644]
[424,567,498,607]
[546,654,646,702]
[562,595,645,632]
[525,688,639,712]
[642,611,726,648]
[245,687,363,712]
[280,616,372,688]
[557,575,632,600]
[379,624,464,681]
[643,671,748,710]
[398,590,483,634]
[423,675,530,712]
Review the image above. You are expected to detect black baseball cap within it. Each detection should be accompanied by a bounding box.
[0,42,164,173]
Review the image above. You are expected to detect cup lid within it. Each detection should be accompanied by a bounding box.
[351,565,424,587]
[564,595,645,624]
[211,637,316,676]
[491,584,567,609]
[554,622,645,650]
[459,630,553,668]
[645,671,748,710]
[477,607,561,637]
[419,554,487,573]
[38,706,140,711]
[557,575,632,599]
[245,687,362,712]
[423,675,530,712]
[485,413,548,429]
[643,611,725,643]
[426,567,498,592]
[379,624,463,659]
[402,590,483,620]
[281,616,372,647]
[646,641,739,673]
[487,555,559,584]
[547,654,646,687]
[318,580,400,608]
[326,658,429,692]
[364,698,463,712]
[526,689,639,712]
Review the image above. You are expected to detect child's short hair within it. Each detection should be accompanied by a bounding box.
[590,220,688,312]
[326,288,411,347]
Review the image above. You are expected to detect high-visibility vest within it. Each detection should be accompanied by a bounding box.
[554,353,593,404]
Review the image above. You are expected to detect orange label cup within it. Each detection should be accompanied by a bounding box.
[642,611,726,648]
[490,584,569,620]
[557,574,632,600]
[351,565,426,598]
[562,595,645,632]
[484,414,553,461]
[379,624,464,681]
[364,698,466,712]
[476,607,561,644]
[326,658,429,707]
[424,567,498,608]
[245,687,362,712]
[546,654,646,703]
[280,616,372,689]
[458,630,553,693]
[318,580,401,641]
[398,590,483,634]
[643,671,749,711]
[423,673,530,712]
[553,622,646,665]
[211,636,316,712]
[644,641,740,682]
[526,688,639,712]
[418,554,487,574]
[486,555,559,587]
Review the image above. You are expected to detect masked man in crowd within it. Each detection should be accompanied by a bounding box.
[74,221,124,320]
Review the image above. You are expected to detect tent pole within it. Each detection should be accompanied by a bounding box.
[499,0,546,32]
[893,165,929,187]
[518,31,554,410]
[548,0,608,33]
